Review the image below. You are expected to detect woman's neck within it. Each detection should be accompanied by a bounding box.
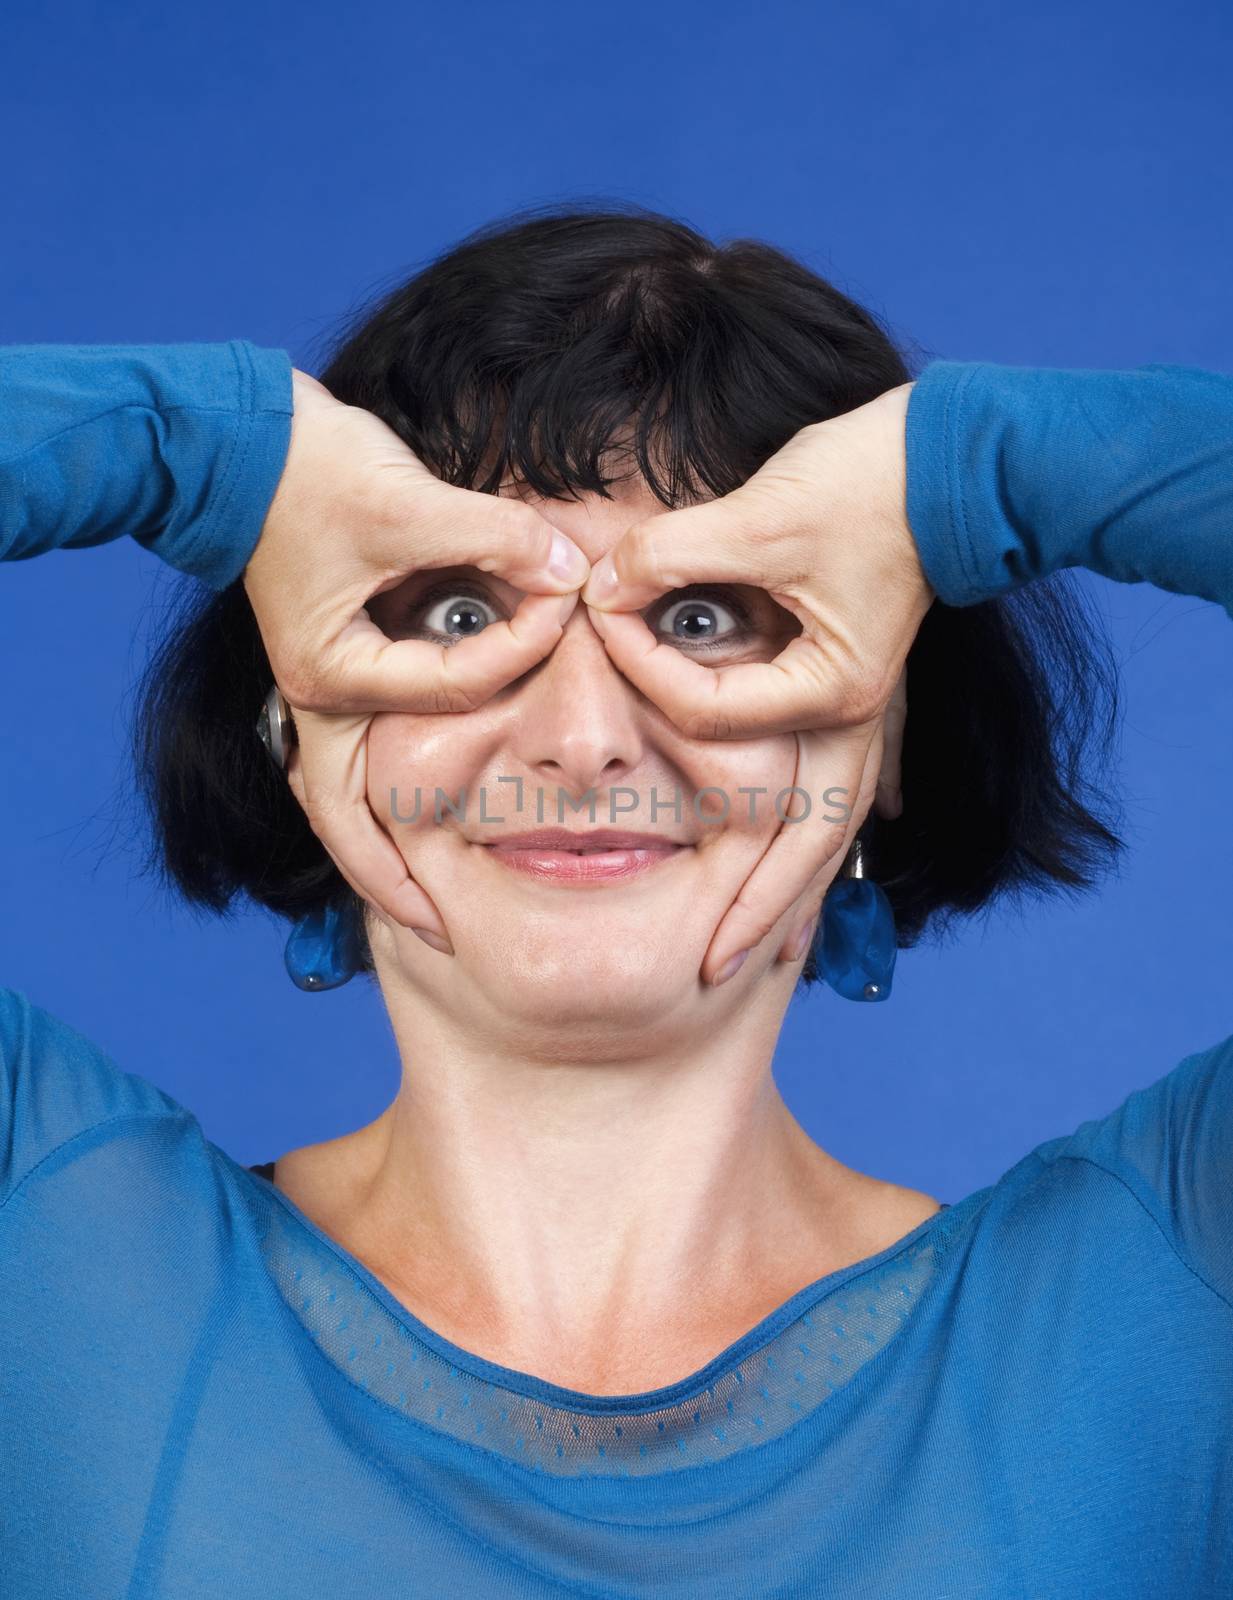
[273,973,938,1396]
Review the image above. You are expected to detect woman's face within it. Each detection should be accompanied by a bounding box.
[360,478,819,1042]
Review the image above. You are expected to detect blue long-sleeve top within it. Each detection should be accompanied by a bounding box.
[1,345,1230,1597]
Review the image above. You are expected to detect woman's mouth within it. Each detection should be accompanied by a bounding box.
[480,828,688,883]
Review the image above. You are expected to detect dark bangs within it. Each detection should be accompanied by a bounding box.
[314,205,910,506]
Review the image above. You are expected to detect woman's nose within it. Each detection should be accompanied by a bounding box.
[504,607,645,796]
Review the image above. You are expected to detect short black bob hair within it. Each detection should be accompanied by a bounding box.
[133,200,1125,990]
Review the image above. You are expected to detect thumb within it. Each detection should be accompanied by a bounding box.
[581,487,803,612]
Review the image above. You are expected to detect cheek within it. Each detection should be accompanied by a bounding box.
[676,735,799,842]
[365,712,492,845]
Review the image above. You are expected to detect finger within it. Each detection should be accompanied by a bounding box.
[378,482,591,595]
[580,490,801,612]
[286,735,395,913]
[292,591,578,715]
[703,721,882,985]
[287,708,449,935]
[873,665,907,820]
[586,607,878,740]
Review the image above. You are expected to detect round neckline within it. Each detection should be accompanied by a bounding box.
[237,1150,957,1414]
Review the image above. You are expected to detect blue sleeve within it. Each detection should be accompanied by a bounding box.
[0,988,185,1210]
[905,361,1233,621]
[0,345,289,1192]
[906,360,1233,1309]
[0,341,293,590]
[1047,1033,1233,1311]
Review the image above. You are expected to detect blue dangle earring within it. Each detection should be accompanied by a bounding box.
[282,900,364,992]
[255,682,363,992]
[817,835,897,1002]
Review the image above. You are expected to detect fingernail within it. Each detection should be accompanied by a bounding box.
[712,949,749,987]
[549,533,589,584]
[559,590,580,625]
[583,554,618,605]
[411,928,452,954]
[790,921,814,962]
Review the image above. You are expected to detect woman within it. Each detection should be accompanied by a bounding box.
[2,206,1228,1596]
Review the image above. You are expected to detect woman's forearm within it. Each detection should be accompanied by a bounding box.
[0,341,292,590]
[905,361,1233,620]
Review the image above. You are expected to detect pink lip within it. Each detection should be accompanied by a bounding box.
[480,828,689,884]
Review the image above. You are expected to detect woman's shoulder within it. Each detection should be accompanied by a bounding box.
[0,986,190,1209]
[1023,1027,1233,1311]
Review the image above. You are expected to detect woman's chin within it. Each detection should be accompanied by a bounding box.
[445,930,706,1039]
[380,843,770,1041]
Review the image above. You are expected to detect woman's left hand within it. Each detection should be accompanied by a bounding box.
[579,383,933,985]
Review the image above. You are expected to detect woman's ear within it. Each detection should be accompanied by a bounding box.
[873,666,907,820]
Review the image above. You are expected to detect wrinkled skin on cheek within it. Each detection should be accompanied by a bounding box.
[364,695,801,1034]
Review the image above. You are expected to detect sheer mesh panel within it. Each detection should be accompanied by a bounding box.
[257,1193,950,1477]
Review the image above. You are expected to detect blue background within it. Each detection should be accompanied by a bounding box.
[1,0,1230,1203]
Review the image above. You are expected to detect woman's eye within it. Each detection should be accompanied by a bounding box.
[413,589,502,643]
[652,593,746,649]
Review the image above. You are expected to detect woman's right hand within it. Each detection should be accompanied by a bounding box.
[242,370,590,946]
